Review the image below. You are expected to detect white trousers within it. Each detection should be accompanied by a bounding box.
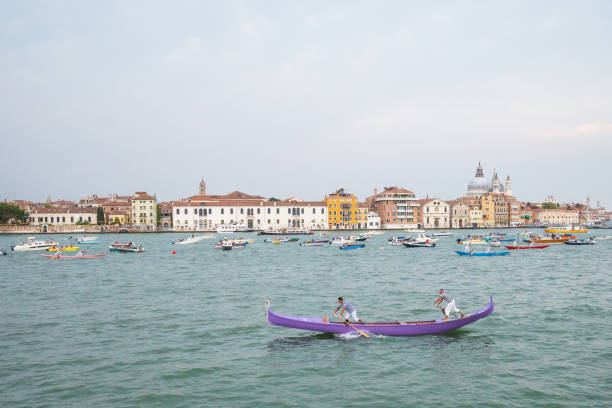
[445,300,461,315]
[344,310,359,321]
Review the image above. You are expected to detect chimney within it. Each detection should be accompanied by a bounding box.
[374,188,378,197]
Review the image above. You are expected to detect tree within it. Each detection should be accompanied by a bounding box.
[268,197,281,202]
[97,207,105,224]
[0,203,25,224]
[542,202,559,209]
[156,204,162,225]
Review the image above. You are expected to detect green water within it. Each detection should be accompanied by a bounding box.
[1,230,610,407]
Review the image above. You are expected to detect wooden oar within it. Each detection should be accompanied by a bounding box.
[334,313,370,338]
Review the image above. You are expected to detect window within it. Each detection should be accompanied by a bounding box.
[321,208,325,214]
[276,208,279,214]
[184,209,188,215]
[176,209,180,215]
[71,217,74,222]
[221,209,224,214]
[230,209,234,215]
[267,219,271,224]
[62,217,65,222]
[276,219,280,224]
[240,208,244,214]
[50,217,54,222]
[301,208,304,214]
[257,208,260,214]
[312,209,315,214]
[288,208,291,215]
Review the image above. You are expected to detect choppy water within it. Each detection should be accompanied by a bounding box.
[1,230,611,407]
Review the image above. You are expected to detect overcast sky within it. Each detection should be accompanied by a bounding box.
[1,1,611,207]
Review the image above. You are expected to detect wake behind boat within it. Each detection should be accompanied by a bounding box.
[266,297,494,336]
[172,235,207,245]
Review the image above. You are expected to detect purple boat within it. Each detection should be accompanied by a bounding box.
[266,297,494,336]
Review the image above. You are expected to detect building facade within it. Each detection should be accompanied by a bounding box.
[449,201,470,228]
[171,199,327,231]
[29,207,97,226]
[131,192,157,230]
[420,199,450,229]
[371,187,421,229]
[325,189,358,229]
[534,209,580,226]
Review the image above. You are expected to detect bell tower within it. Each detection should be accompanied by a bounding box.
[505,176,512,197]
[199,178,206,195]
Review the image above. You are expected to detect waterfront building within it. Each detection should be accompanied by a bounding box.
[533,208,580,226]
[131,192,157,230]
[366,212,381,229]
[101,201,131,225]
[369,186,421,229]
[29,207,97,229]
[158,202,173,230]
[171,196,327,231]
[449,201,470,228]
[420,199,450,229]
[356,203,369,229]
[469,205,484,228]
[325,189,358,229]
[480,195,495,227]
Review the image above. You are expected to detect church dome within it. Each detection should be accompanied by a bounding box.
[466,162,491,196]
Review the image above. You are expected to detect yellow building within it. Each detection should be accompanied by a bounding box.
[131,192,157,230]
[480,195,495,227]
[357,203,369,229]
[325,189,358,229]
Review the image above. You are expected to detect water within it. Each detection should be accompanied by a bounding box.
[1,231,610,407]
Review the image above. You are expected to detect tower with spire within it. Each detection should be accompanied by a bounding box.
[504,176,512,196]
[491,169,502,193]
[199,178,206,195]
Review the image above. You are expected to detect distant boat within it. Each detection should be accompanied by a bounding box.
[564,238,595,245]
[42,252,106,259]
[433,231,452,237]
[455,250,511,256]
[544,226,588,234]
[75,235,99,244]
[258,228,313,235]
[172,236,207,245]
[504,245,549,250]
[340,243,365,250]
[403,241,436,248]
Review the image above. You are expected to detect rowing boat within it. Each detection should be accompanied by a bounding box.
[504,245,549,250]
[42,253,106,259]
[455,250,511,256]
[266,297,494,336]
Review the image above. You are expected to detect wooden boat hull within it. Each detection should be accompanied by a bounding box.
[42,254,106,259]
[267,297,494,336]
[455,251,511,256]
[504,245,549,250]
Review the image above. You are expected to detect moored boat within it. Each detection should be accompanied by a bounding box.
[504,244,550,250]
[340,243,365,250]
[403,241,436,248]
[258,228,313,235]
[11,237,59,251]
[455,250,511,256]
[300,239,329,246]
[544,227,588,234]
[266,297,494,336]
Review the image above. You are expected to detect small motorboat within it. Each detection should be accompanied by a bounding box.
[594,235,611,240]
[75,235,99,244]
[109,243,144,252]
[403,241,436,248]
[266,297,494,336]
[564,238,595,245]
[433,231,453,237]
[455,250,511,256]
[404,228,425,233]
[11,237,59,251]
[172,236,207,245]
[504,244,550,250]
[300,239,330,246]
[413,233,438,243]
[1,249,7,256]
[331,237,354,245]
[340,243,365,250]
[215,240,246,249]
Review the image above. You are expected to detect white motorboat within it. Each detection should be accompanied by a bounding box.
[216,223,254,233]
[413,233,439,243]
[404,228,425,233]
[173,235,207,245]
[433,231,453,237]
[330,237,354,245]
[75,235,99,243]
[12,237,59,251]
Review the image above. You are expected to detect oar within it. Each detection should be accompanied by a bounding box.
[333,313,370,338]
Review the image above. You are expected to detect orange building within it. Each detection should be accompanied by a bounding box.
[325,188,358,229]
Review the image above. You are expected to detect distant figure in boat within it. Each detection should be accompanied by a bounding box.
[334,297,364,323]
[434,289,464,320]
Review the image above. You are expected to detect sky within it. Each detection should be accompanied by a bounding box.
[1,1,611,207]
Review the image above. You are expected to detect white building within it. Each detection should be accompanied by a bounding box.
[420,198,450,229]
[366,212,381,229]
[29,207,97,226]
[171,195,327,231]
